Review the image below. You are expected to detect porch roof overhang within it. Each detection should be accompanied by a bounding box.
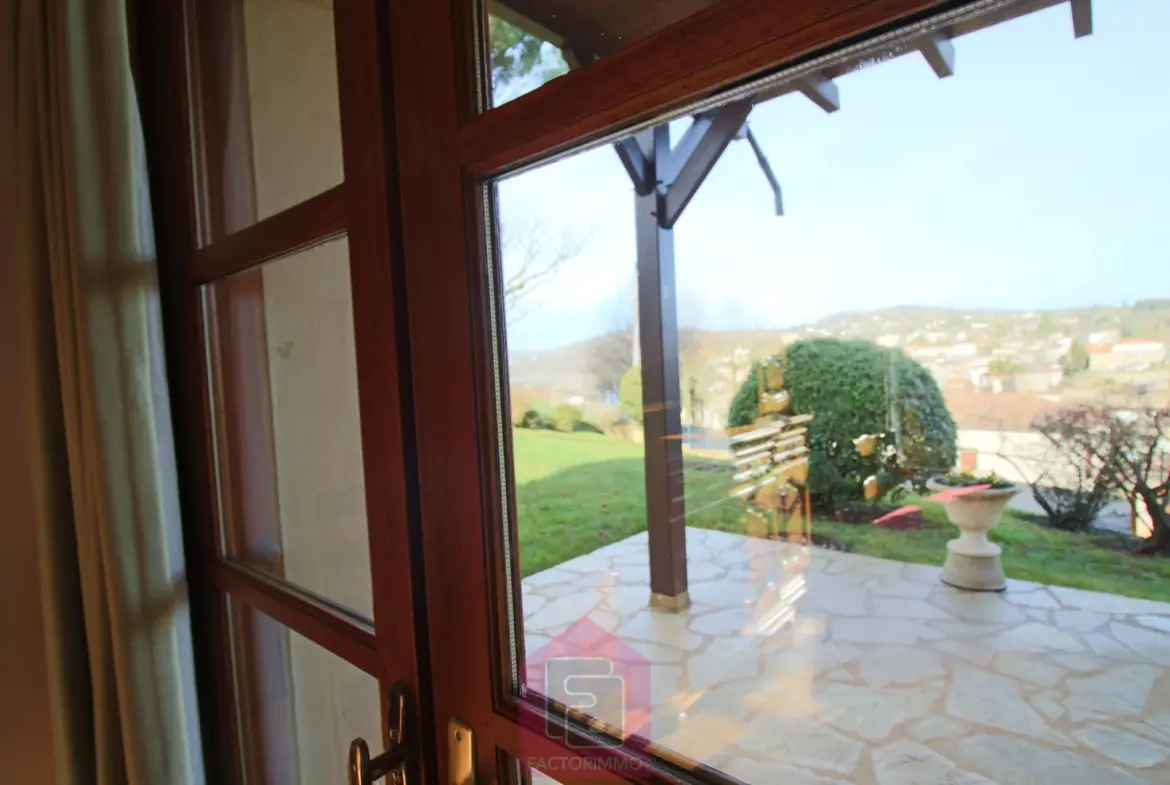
[492,0,1093,96]
[491,0,1085,78]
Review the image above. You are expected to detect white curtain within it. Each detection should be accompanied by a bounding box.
[9,0,205,782]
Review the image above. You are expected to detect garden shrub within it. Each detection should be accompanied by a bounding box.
[516,408,554,430]
[1031,485,1110,532]
[554,404,585,432]
[619,366,643,424]
[728,338,957,510]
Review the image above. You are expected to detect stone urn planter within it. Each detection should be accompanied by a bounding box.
[927,476,1019,591]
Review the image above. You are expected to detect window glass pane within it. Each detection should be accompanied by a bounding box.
[485,0,729,108]
[493,1,1170,781]
[197,0,343,234]
[209,236,373,619]
[227,598,382,785]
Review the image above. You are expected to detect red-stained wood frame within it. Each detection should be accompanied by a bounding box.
[190,6,295,778]
[393,0,961,784]
[137,0,974,783]
[139,0,432,783]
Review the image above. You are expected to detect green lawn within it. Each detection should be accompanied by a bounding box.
[513,429,1170,602]
[513,430,742,576]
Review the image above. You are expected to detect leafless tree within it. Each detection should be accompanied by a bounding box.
[588,286,634,397]
[1033,406,1170,554]
[500,219,584,321]
[1006,410,1122,532]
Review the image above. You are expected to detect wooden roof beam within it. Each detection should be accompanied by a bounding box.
[1070,0,1093,38]
[797,72,840,113]
[918,30,955,79]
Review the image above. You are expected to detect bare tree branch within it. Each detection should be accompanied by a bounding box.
[500,219,586,321]
[580,280,635,397]
[1031,405,1170,552]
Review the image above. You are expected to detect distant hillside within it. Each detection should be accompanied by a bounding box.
[508,328,796,399]
[507,302,1170,402]
[508,334,612,394]
[810,303,1170,346]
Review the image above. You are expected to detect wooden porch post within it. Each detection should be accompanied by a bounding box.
[614,105,755,611]
[635,126,690,612]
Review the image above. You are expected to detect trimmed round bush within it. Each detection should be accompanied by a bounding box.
[554,404,585,432]
[728,338,956,510]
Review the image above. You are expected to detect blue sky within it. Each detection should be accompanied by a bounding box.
[497,0,1170,351]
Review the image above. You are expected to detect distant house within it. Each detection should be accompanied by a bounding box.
[906,342,979,361]
[942,378,976,393]
[1088,339,1166,372]
[1088,329,1122,345]
[1042,346,1066,363]
[943,391,1065,483]
[1011,365,1063,393]
[1084,341,1111,358]
[1113,338,1165,365]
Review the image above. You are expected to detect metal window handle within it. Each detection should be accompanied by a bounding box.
[349,682,410,785]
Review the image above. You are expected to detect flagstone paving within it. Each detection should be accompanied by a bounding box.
[521,528,1170,784]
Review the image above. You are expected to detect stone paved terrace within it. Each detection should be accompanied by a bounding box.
[521,528,1170,785]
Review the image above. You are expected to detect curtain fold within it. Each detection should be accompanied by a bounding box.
[13,0,206,783]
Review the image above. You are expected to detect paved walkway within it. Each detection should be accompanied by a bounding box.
[521,528,1170,784]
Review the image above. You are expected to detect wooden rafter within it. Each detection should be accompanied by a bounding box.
[919,30,956,78]
[613,136,651,195]
[797,72,840,113]
[1070,0,1093,38]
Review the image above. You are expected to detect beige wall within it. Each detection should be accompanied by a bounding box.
[243,0,344,224]
[261,238,371,616]
[240,1,380,781]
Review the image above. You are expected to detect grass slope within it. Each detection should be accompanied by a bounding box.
[513,430,741,576]
[513,429,1170,602]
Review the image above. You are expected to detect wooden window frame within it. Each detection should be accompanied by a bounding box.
[134,0,997,783]
[138,0,433,782]
[388,0,962,783]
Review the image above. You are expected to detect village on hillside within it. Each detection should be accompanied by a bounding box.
[508,300,1169,527]
[818,302,1169,403]
[511,300,1170,433]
